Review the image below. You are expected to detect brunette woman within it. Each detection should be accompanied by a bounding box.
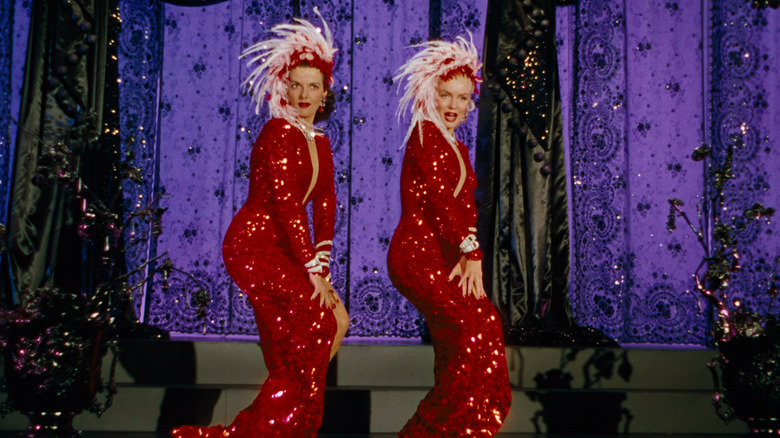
[171,11,348,438]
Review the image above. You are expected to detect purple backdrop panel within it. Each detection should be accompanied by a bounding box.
[569,0,629,340]
[153,2,242,334]
[106,0,780,344]
[315,1,353,315]
[445,0,487,166]
[144,0,356,336]
[3,2,31,230]
[117,0,162,322]
[226,1,264,335]
[623,1,707,344]
[0,2,8,227]
[349,0,430,337]
[347,0,489,338]
[557,3,575,283]
[714,4,780,317]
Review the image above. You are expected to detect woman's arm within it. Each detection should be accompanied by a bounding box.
[311,136,337,278]
[408,123,486,298]
[259,121,316,269]
[409,123,483,261]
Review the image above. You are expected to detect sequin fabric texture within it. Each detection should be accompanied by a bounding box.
[171,118,337,438]
[387,121,512,437]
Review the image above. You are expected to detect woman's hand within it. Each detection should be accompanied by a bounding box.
[309,273,340,309]
[448,256,487,299]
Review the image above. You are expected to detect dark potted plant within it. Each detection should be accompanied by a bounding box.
[0,127,209,437]
[527,348,634,433]
[667,137,779,435]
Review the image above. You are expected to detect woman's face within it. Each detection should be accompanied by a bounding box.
[287,66,327,124]
[435,75,474,134]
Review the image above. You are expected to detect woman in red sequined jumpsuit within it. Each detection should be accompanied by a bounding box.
[388,37,512,437]
[171,13,348,438]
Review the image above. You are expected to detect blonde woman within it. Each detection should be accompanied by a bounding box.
[388,36,512,437]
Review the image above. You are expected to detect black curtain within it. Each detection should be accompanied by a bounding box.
[476,0,611,346]
[2,0,120,307]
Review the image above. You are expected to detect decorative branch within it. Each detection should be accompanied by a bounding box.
[667,135,776,343]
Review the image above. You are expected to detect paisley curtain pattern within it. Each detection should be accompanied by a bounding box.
[4,0,778,344]
[116,1,164,325]
[570,1,716,344]
[710,2,780,324]
[568,0,779,344]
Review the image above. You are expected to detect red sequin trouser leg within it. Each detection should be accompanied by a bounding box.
[172,257,336,438]
[389,255,511,437]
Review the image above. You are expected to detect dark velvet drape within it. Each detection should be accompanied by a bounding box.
[477,0,607,345]
[1,0,120,306]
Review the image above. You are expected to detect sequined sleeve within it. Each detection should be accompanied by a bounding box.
[311,135,336,277]
[408,122,483,260]
[256,120,315,268]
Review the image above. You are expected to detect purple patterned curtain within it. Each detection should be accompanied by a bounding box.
[78,0,780,344]
[567,1,709,344]
[114,0,489,338]
[567,0,780,345]
[710,2,780,332]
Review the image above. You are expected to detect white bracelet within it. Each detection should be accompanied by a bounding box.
[315,250,331,263]
[305,250,332,274]
[459,234,480,254]
[305,256,323,273]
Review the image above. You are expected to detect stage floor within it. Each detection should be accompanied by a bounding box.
[0,343,751,436]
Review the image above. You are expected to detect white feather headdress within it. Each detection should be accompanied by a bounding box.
[240,8,337,122]
[395,33,482,147]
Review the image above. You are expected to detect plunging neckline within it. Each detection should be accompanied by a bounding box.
[303,135,318,205]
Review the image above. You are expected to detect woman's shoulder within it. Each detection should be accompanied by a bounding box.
[257,118,299,143]
[408,120,447,148]
[261,117,293,133]
[420,119,439,132]
[315,130,332,147]
[409,119,436,137]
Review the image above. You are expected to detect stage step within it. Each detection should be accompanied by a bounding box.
[0,340,748,435]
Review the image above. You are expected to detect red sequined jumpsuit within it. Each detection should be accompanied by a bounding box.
[172,118,337,438]
[388,121,512,437]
